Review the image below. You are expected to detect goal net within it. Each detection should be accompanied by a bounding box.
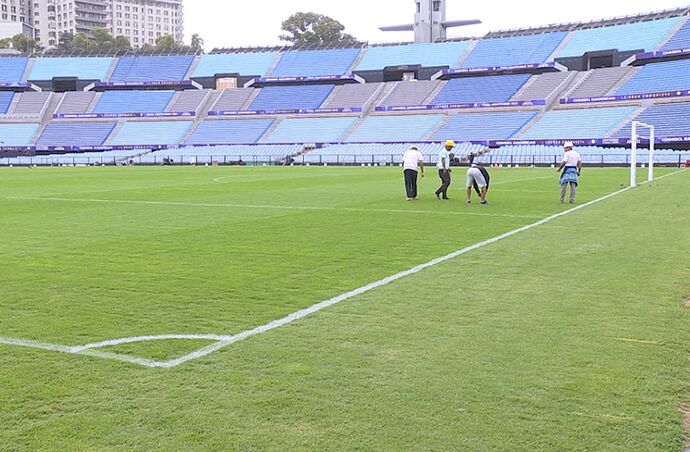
[630,121,655,188]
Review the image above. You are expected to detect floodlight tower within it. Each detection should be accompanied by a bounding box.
[379,0,481,43]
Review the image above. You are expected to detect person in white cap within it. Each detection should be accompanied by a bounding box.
[402,145,425,200]
[556,141,582,204]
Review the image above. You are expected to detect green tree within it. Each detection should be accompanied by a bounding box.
[11,33,37,53]
[280,12,358,46]
[73,33,91,50]
[58,31,75,50]
[155,34,177,49]
[92,27,115,49]
[0,37,11,49]
[190,33,204,53]
[114,35,132,50]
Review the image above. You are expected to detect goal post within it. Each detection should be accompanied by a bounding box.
[630,121,655,188]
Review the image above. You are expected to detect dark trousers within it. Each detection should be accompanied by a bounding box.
[404,169,418,198]
[435,169,451,198]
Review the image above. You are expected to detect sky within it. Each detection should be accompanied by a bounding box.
[183,1,688,50]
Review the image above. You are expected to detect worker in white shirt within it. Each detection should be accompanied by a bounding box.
[434,140,454,200]
[402,145,425,200]
[556,141,582,204]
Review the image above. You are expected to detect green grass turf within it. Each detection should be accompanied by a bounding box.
[0,166,688,450]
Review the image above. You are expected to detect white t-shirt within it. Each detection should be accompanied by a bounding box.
[562,150,582,167]
[403,149,424,171]
[437,149,450,169]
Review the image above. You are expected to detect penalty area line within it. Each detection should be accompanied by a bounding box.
[7,196,540,219]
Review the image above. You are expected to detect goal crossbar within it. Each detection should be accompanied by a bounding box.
[631,121,655,188]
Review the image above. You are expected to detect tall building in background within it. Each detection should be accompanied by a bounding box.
[0,0,34,42]
[380,0,481,43]
[2,0,184,49]
[110,0,184,48]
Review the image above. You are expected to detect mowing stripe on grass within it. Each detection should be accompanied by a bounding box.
[1,168,686,368]
[7,196,543,219]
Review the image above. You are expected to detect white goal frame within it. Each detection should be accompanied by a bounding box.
[630,121,655,188]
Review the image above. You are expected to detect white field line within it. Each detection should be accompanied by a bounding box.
[1,168,686,368]
[7,196,542,219]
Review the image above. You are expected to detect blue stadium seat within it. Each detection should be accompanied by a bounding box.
[109,56,194,82]
[520,106,637,139]
[192,52,277,78]
[110,121,194,145]
[432,74,531,104]
[0,91,14,114]
[347,115,445,142]
[186,119,275,145]
[557,17,681,58]
[29,57,113,81]
[262,117,357,143]
[0,58,29,83]
[271,48,361,77]
[249,85,334,111]
[461,32,567,68]
[661,18,690,50]
[0,123,40,146]
[432,111,537,141]
[355,41,472,71]
[93,91,176,114]
[615,103,690,137]
[140,144,302,164]
[616,59,690,95]
[36,122,117,147]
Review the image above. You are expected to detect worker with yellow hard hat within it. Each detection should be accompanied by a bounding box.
[434,140,455,200]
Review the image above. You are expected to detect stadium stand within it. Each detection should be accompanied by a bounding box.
[54,91,97,115]
[29,57,113,81]
[615,59,690,95]
[210,88,256,111]
[483,145,688,165]
[92,90,175,114]
[9,92,52,116]
[185,119,275,145]
[110,121,194,145]
[461,32,567,68]
[660,17,690,50]
[355,41,472,71]
[262,117,357,143]
[556,17,681,58]
[301,142,482,164]
[512,72,572,101]
[192,52,277,78]
[271,48,361,77]
[431,74,531,104]
[139,144,303,164]
[109,55,194,82]
[519,106,637,139]
[0,91,15,114]
[615,102,690,137]
[565,66,635,98]
[36,122,117,147]
[432,111,537,141]
[378,80,441,107]
[167,89,210,113]
[0,58,29,84]
[322,83,382,109]
[346,115,445,142]
[249,85,334,111]
[0,123,40,146]
[0,149,140,166]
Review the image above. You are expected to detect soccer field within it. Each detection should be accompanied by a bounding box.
[0,166,688,450]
